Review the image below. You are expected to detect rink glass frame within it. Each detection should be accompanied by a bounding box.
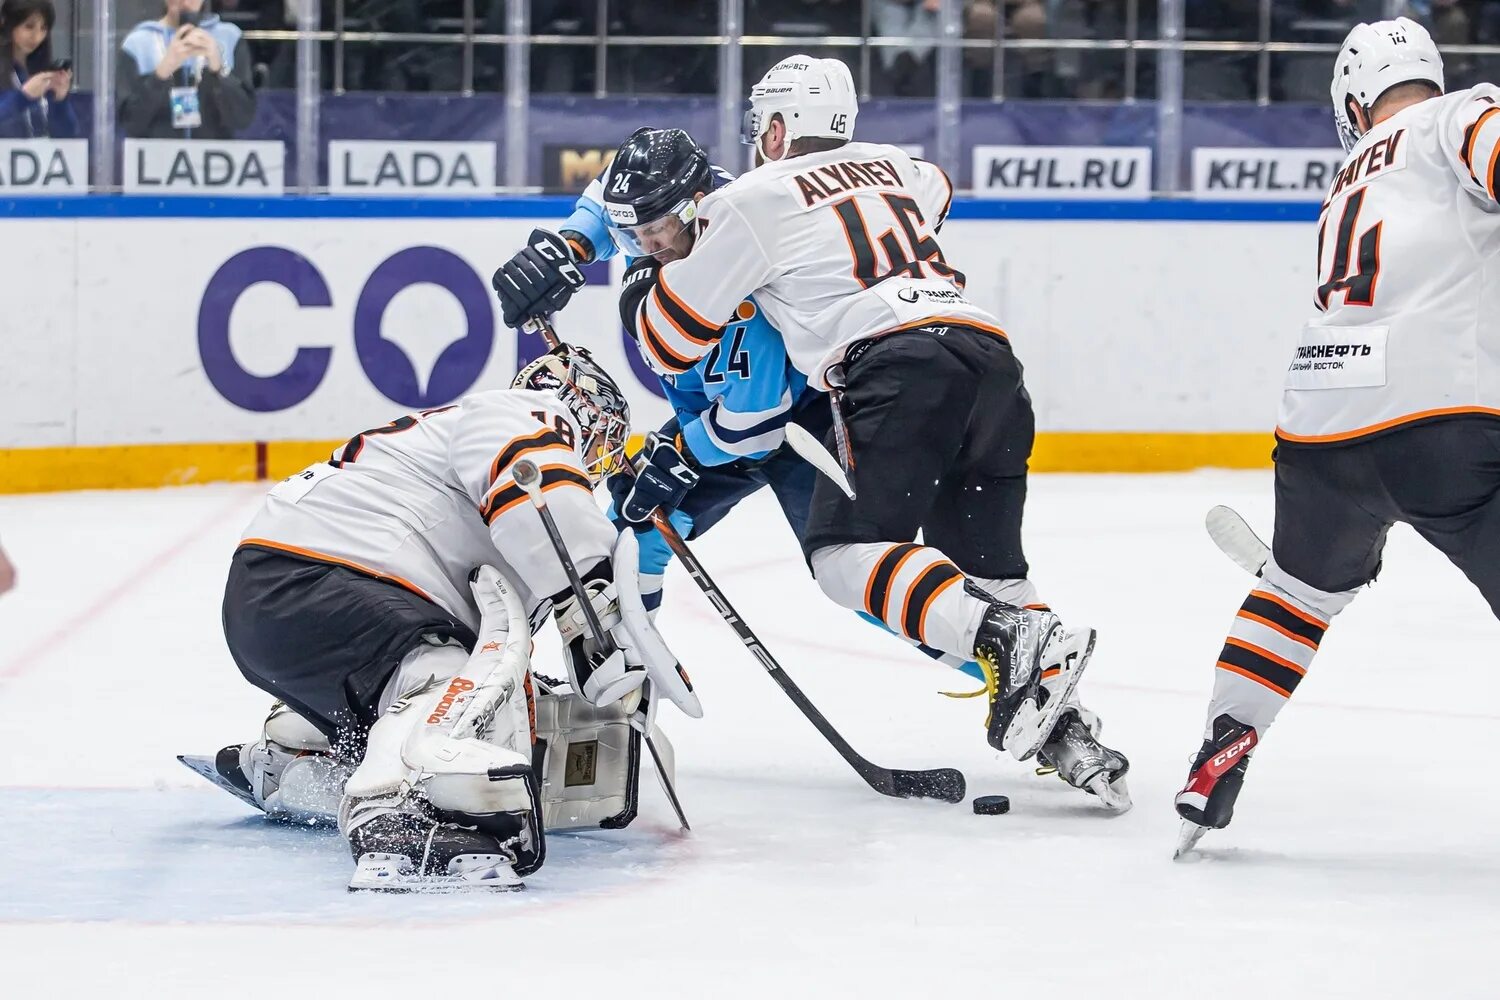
[67,0,1493,193]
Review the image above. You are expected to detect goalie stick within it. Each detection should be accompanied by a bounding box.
[511,457,692,832]
[523,315,966,803]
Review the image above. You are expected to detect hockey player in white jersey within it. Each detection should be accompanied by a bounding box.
[212,344,701,890]
[577,55,1122,797]
[1177,18,1500,855]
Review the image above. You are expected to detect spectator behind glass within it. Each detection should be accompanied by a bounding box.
[873,0,940,96]
[0,0,77,139]
[118,0,256,139]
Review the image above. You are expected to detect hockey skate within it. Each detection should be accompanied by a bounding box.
[1036,707,1132,813]
[343,789,527,892]
[971,601,1096,761]
[178,703,348,825]
[1173,714,1258,859]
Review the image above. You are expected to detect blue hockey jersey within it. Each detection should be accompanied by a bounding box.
[560,164,808,465]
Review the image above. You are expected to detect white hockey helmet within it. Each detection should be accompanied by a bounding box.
[741,55,858,158]
[1330,17,1444,152]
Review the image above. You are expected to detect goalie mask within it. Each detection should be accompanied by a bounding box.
[512,344,631,482]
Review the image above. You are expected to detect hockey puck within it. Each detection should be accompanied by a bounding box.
[972,794,1011,815]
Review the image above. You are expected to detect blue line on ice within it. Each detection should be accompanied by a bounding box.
[0,788,684,923]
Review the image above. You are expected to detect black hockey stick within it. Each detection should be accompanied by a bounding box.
[647,512,966,803]
[523,314,963,802]
[512,457,692,832]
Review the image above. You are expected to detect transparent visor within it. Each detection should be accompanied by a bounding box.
[740,107,765,146]
[609,198,697,259]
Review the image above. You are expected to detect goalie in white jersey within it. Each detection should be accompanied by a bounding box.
[1177,18,1500,855]
[213,344,700,890]
[601,55,1124,802]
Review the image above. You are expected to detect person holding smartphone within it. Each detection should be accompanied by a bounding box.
[0,0,78,139]
[118,0,255,139]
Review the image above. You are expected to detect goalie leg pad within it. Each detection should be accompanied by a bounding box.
[344,568,546,874]
[534,687,664,832]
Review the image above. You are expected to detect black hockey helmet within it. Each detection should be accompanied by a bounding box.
[602,127,713,259]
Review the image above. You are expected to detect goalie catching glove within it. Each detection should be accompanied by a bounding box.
[553,529,703,721]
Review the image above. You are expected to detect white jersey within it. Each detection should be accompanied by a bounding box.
[1279,85,1500,443]
[239,389,615,630]
[629,142,1005,389]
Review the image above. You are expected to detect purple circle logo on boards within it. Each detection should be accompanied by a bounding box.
[198,246,666,412]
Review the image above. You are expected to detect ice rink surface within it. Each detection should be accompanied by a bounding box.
[2,471,1496,998]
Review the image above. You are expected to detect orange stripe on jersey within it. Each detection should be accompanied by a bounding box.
[1463,107,1500,183]
[1236,609,1320,651]
[878,315,1010,342]
[656,271,719,334]
[1276,406,1500,444]
[482,464,593,524]
[639,311,697,375]
[238,538,435,602]
[1223,636,1307,677]
[1485,133,1500,201]
[1216,660,1293,698]
[652,282,718,347]
[488,427,567,487]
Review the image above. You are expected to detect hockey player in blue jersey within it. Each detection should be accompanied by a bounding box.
[495,128,961,661]
[492,127,1130,810]
[494,128,834,618]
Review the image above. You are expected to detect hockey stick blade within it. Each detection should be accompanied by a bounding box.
[783,421,856,499]
[1205,504,1269,576]
[654,514,966,803]
[878,764,967,803]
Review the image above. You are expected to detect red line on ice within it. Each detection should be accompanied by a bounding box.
[0,489,260,684]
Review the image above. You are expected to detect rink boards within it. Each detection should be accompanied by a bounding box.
[0,197,1317,492]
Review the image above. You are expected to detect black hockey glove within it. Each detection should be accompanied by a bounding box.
[492,229,586,328]
[617,255,661,344]
[621,432,700,525]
